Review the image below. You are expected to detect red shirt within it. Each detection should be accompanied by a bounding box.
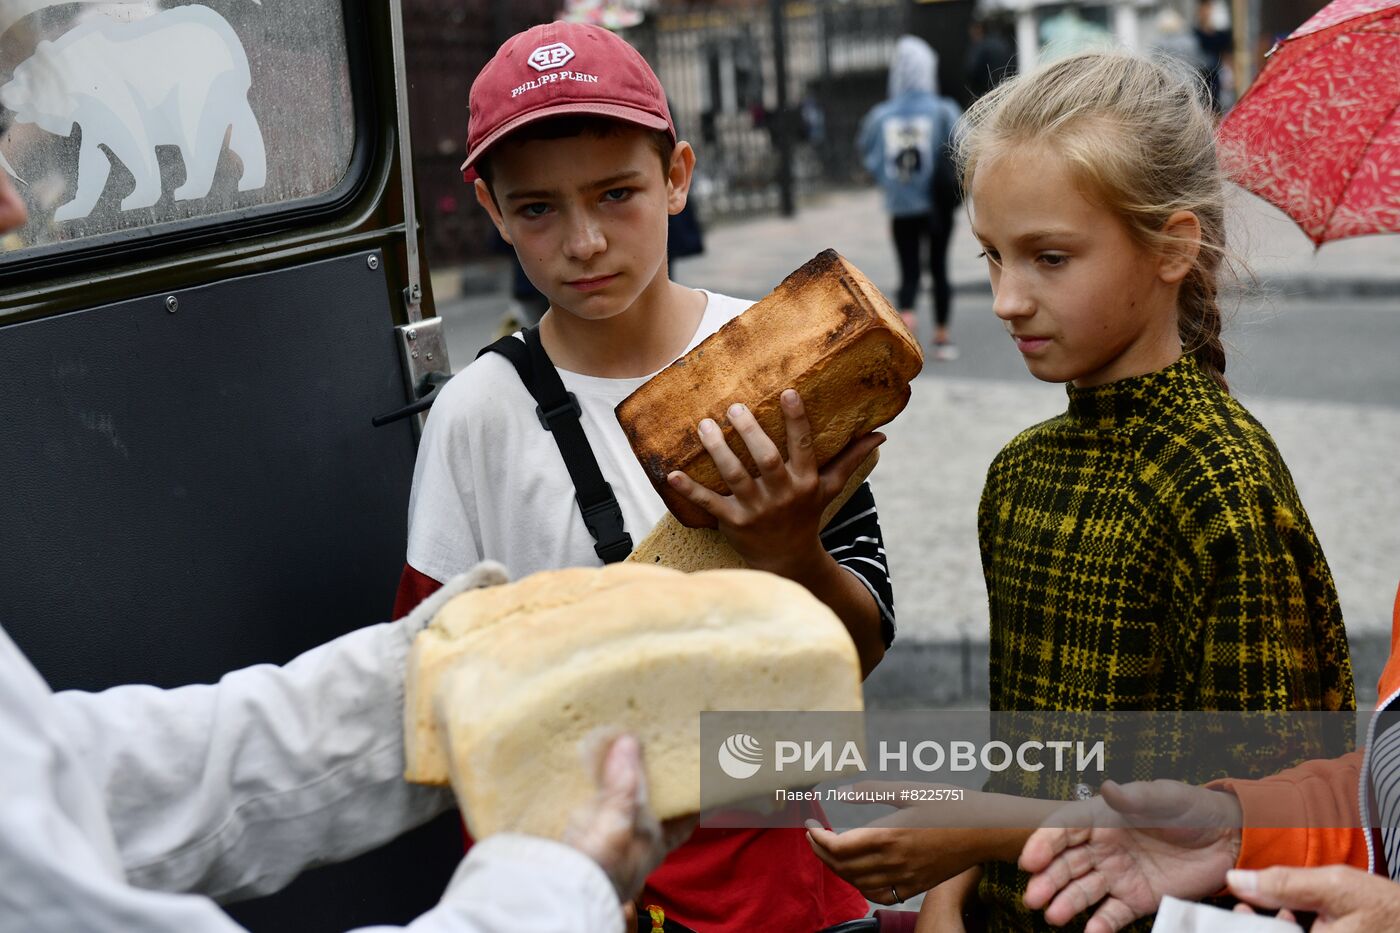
[395,565,868,931]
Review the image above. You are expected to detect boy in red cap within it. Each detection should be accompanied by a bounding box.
[396,22,896,931]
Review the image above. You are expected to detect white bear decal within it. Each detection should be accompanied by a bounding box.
[0,5,266,222]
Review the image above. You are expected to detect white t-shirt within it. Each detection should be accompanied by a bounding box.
[406,290,751,582]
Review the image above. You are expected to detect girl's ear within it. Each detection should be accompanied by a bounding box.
[1158,210,1202,285]
[474,177,512,245]
[665,141,697,216]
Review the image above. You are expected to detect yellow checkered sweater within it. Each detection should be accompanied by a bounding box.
[976,356,1355,932]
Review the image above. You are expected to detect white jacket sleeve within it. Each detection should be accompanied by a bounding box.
[3,798,621,933]
[386,835,625,933]
[50,618,450,902]
[48,566,504,901]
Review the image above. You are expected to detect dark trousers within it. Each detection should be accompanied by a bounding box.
[891,209,955,328]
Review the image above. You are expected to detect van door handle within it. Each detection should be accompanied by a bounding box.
[372,370,450,427]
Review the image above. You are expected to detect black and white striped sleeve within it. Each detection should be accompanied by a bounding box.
[820,482,896,648]
[1373,703,1400,879]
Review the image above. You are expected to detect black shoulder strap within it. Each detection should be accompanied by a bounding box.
[478,328,633,563]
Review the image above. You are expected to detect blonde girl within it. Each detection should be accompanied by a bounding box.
[807,51,1355,932]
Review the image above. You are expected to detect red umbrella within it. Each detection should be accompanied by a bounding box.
[1218,0,1400,245]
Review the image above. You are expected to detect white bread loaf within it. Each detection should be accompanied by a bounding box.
[403,563,680,784]
[406,565,864,840]
[617,249,922,528]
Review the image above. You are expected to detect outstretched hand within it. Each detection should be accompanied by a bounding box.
[666,389,884,577]
[1019,780,1243,933]
[804,782,1057,906]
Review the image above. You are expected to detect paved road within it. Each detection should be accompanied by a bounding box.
[898,292,1400,409]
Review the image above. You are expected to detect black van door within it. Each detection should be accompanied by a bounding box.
[0,2,459,928]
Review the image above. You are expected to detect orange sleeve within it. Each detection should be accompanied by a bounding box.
[1376,580,1400,701]
[1207,580,1400,871]
[392,563,445,620]
[1210,752,1367,870]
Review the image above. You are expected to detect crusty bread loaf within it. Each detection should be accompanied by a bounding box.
[616,249,922,528]
[626,450,880,573]
[406,565,865,840]
[403,563,681,784]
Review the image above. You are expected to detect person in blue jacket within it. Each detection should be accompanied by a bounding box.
[858,35,963,360]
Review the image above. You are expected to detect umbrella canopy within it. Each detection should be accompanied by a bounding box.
[1218,0,1399,245]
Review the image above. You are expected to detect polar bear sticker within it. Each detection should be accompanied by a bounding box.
[0,5,267,222]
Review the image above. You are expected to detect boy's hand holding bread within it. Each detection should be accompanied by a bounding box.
[663,388,885,579]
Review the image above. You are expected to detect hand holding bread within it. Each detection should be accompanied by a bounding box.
[664,388,885,578]
[616,250,914,676]
[560,732,690,904]
[625,448,879,574]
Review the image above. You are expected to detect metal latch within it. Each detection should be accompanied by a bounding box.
[373,317,452,429]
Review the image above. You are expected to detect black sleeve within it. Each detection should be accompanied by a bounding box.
[820,482,896,648]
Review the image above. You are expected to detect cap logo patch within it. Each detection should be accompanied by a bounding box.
[528,42,576,72]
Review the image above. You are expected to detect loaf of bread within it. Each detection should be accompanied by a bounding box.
[626,449,880,573]
[616,249,922,528]
[404,565,865,840]
[403,563,678,785]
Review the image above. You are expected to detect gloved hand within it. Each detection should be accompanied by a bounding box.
[563,732,696,903]
[397,561,510,642]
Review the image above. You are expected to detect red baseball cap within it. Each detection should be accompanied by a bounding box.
[462,22,675,176]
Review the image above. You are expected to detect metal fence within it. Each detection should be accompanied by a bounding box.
[405,0,560,271]
[406,0,918,268]
[636,0,906,222]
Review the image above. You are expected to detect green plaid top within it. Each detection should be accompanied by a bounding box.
[976,356,1354,931]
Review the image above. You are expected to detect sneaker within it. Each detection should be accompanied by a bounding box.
[931,340,960,362]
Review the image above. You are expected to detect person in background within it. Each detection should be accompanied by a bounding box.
[1194,0,1235,112]
[964,18,1016,102]
[858,35,963,359]
[1150,10,1207,78]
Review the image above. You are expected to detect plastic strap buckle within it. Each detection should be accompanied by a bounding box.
[536,393,582,432]
[579,489,633,563]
